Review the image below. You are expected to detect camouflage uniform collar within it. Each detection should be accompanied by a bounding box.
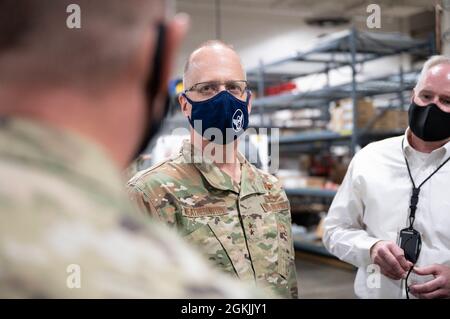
[0,117,125,199]
[240,157,267,198]
[181,140,266,197]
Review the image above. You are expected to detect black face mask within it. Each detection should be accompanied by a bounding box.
[408,101,450,142]
[131,23,170,162]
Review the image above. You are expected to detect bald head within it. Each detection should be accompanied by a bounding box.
[0,0,164,90]
[183,40,246,89]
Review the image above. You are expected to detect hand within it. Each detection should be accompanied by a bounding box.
[409,264,450,299]
[370,240,413,280]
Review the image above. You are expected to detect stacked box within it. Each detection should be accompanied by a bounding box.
[372,109,408,131]
[328,99,375,133]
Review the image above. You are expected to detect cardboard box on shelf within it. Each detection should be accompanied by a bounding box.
[299,176,327,189]
[279,174,327,190]
[372,109,408,131]
[329,99,409,133]
[277,169,305,189]
[328,98,375,133]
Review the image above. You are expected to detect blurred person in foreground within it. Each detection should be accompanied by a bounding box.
[0,0,263,298]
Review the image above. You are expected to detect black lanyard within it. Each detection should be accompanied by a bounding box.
[402,138,450,229]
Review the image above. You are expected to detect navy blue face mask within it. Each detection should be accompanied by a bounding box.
[182,90,251,144]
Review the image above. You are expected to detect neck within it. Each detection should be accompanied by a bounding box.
[215,143,241,183]
[191,131,239,163]
[191,131,241,182]
[0,86,136,168]
[408,130,450,153]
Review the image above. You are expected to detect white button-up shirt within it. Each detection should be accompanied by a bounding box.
[323,129,450,298]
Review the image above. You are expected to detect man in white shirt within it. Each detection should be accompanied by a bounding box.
[323,55,450,299]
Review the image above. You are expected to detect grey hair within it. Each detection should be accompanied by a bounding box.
[415,55,450,89]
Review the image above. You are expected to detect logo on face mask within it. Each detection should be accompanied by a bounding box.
[232,109,244,132]
[184,90,250,144]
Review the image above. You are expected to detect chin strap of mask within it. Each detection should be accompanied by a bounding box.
[132,23,170,161]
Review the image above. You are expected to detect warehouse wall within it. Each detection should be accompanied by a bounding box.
[174,1,413,88]
[442,7,450,56]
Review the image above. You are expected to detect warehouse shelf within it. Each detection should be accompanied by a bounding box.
[285,187,337,198]
[248,28,435,260]
[272,129,404,145]
[275,130,350,144]
[252,71,420,111]
[249,28,434,155]
[247,29,432,86]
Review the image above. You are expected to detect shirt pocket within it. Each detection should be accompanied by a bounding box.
[179,205,228,236]
[180,205,236,274]
[275,208,295,279]
[260,198,294,279]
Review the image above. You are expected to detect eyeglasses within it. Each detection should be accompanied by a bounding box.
[185,80,248,99]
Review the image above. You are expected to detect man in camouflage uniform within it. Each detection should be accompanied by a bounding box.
[128,41,298,298]
[0,0,261,298]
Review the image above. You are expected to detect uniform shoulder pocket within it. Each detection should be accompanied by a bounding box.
[275,208,294,279]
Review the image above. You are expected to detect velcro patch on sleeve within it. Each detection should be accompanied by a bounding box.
[182,206,228,217]
[263,194,283,203]
[261,201,290,212]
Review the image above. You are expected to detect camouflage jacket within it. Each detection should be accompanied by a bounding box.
[128,140,298,299]
[0,118,262,298]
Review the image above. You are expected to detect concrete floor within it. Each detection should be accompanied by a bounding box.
[295,256,356,299]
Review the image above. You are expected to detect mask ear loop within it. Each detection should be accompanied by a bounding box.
[133,23,168,160]
[147,23,165,100]
[245,90,252,104]
[181,92,195,105]
[181,93,195,127]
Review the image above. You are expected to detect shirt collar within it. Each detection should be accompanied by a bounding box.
[403,128,450,160]
[239,153,267,198]
[181,139,266,197]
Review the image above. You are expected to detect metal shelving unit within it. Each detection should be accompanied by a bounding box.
[275,131,349,144]
[249,28,435,258]
[285,188,337,198]
[252,71,421,111]
[248,29,432,86]
[248,28,434,154]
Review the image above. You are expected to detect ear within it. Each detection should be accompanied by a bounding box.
[411,88,416,103]
[247,90,253,115]
[178,93,191,117]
